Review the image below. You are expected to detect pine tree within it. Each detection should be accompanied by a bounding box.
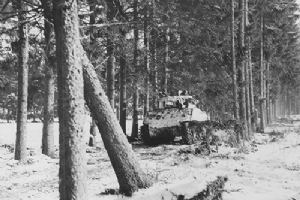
[231,0,239,121]
[106,0,116,109]
[131,0,139,139]
[41,0,55,157]
[14,0,29,161]
[119,27,127,134]
[143,4,150,116]
[82,50,152,196]
[52,0,87,199]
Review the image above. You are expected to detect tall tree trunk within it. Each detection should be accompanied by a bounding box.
[131,0,139,139]
[150,3,158,110]
[41,0,55,157]
[106,1,116,109]
[53,0,87,199]
[244,0,251,137]
[287,89,290,116]
[259,12,265,133]
[81,49,152,196]
[231,0,239,121]
[273,99,277,120]
[143,4,150,117]
[266,61,270,124]
[88,3,98,145]
[239,0,248,139]
[248,39,256,131]
[131,88,139,139]
[14,0,29,161]
[162,28,169,93]
[151,40,158,109]
[119,28,127,134]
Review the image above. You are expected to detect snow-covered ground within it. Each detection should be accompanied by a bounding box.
[0,122,300,200]
[0,118,142,152]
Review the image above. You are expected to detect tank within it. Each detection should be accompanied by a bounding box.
[141,94,209,145]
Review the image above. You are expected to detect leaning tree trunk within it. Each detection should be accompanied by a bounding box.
[53,0,87,199]
[143,4,150,116]
[259,12,265,132]
[81,48,152,196]
[131,0,139,139]
[119,28,127,134]
[41,0,55,157]
[231,0,239,121]
[106,0,116,109]
[14,0,29,161]
[239,0,248,139]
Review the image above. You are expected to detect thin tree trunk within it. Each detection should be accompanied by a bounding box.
[259,12,265,133]
[231,0,239,121]
[119,28,127,134]
[89,119,97,147]
[266,61,270,124]
[41,0,55,157]
[131,88,139,139]
[143,4,150,117]
[88,3,98,144]
[239,0,248,139]
[162,28,169,93]
[150,4,158,110]
[274,99,276,120]
[287,88,291,116]
[131,0,139,139]
[263,61,267,125]
[53,0,87,199]
[107,1,116,109]
[151,41,158,110]
[248,39,256,131]
[81,49,152,196]
[245,0,251,137]
[15,0,29,161]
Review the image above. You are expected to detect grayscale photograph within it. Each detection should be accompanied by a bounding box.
[0,0,300,199]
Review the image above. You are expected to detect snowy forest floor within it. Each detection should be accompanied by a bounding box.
[0,121,300,200]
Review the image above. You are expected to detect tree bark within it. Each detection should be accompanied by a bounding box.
[248,38,256,131]
[131,0,139,139]
[274,100,277,120]
[239,0,248,139]
[131,88,139,139]
[231,0,239,121]
[162,28,169,94]
[81,49,152,196]
[119,28,127,134]
[89,119,97,147]
[150,3,158,110]
[107,1,116,109]
[14,0,29,161]
[259,12,265,133]
[244,0,251,137]
[52,0,87,199]
[143,4,150,117]
[87,2,99,144]
[266,61,270,124]
[41,0,55,158]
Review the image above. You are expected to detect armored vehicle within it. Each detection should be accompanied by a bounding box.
[141,94,209,145]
